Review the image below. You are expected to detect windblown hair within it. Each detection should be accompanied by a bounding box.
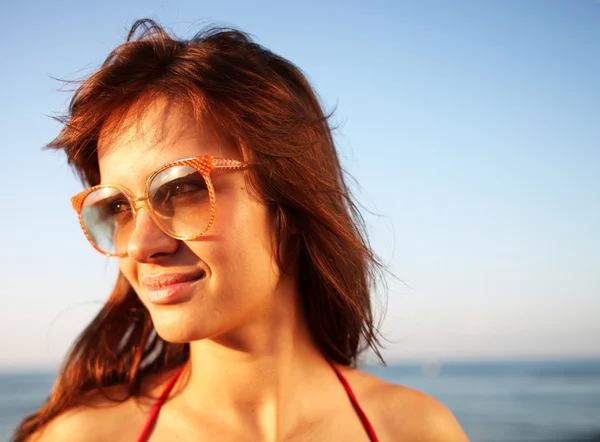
[13,19,385,441]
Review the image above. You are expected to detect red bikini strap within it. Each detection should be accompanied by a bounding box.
[137,366,185,442]
[329,361,380,442]
[138,363,379,442]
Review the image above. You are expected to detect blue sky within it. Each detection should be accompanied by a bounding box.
[1,0,598,368]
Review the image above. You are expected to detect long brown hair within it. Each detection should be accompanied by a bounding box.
[13,19,386,441]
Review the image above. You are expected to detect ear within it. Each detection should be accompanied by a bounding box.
[271,204,300,275]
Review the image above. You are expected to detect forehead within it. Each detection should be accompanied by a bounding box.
[97,96,239,187]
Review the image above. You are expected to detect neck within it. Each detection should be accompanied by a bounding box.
[177,278,331,440]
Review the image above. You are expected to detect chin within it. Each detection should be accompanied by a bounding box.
[154,325,212,344]
[149,309,215,344]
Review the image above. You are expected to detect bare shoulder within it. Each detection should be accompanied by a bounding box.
[27,400,130,442]
[339,365,470,442]
[27,370,177,442]
[376,383,470,441]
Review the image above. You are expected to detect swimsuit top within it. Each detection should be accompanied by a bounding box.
[137,361,379,441]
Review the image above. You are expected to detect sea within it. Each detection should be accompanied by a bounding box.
[1,359,599,442]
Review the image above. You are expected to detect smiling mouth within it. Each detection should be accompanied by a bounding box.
[142,270,206,305]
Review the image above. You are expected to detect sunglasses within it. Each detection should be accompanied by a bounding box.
[71,156,248,257]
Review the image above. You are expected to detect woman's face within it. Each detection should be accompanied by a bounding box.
[97,97,283,343]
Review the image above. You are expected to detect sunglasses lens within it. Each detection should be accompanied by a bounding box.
[148,165,212,238]
[80,186,134,255]
[78,166,213,255]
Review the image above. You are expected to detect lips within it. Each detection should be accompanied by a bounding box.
[141,270,206,289]
[141,270,206,305]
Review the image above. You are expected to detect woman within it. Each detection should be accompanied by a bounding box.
[15,19,468,442]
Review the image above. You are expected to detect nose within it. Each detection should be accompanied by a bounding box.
[127,208,180,262]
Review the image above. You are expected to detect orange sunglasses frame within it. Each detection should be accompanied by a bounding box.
[71,156,248,257]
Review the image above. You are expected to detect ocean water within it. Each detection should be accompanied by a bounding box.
[365,359,600,442]
[1,359,599,441]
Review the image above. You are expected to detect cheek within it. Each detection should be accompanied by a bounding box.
[201,198,279,292]
[117,258,139,291]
